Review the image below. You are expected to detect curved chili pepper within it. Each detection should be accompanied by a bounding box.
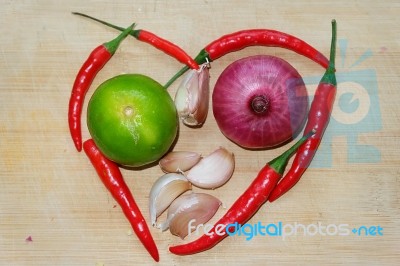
[70,12,326,88]
[169,131,314,255]
[132,29,200,70]
[72,12,199,70]
[204,29,328,66]
[268,20,337,203]
[68,23,134,151]
[83,139,159,262]
[164,29,329,88]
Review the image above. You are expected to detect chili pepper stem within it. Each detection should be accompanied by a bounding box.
[73,12,329,89]
[72,12,139,37]
[103,23,136,54]
[72,10,198,88]
[164,65,189,88]
[268,20,338,203]
[320,19,337,86]
[168,130,315,256]
[269,130,316,175]
[164,49,209,88]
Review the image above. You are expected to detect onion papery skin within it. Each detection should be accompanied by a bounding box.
[212,55,308,149]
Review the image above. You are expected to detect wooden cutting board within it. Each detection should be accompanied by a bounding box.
[1,1,399,265]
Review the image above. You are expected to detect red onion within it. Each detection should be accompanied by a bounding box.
[212,55,308,149]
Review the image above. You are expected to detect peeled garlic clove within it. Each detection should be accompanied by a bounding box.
[174,65,210,127]
[186,147,235,189]
[160,192,221,239]
[149,173,192,226]
[159,151,201,173]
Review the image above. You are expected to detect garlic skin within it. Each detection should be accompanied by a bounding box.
[160,193,221,239]
[159,151,201,173]
[174,65,210,127]
[186,147,235,189]
[149,173,191,227]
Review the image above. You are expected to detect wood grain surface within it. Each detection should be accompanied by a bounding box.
[1,1,399,265]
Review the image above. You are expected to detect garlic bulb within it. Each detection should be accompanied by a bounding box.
[160,192,221,239]
[149,173,192,227]
[186,147,235,189]
[159,151,201,173]
[174,64,210,127]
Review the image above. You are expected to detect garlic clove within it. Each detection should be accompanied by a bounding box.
[159,192,221,239]
[183,67,210,126]
[186,147,235,189]
[174,69,199,117]
[159,151,202,173]
[174,64,210,127]
[149,173,192,226]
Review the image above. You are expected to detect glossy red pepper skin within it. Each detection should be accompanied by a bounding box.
[268,20,337,202]
[268,83,336,202]
[68,24,134,151]
[69,13,328,88]
[169,21,336,256]
[68,46,111,151]
[133,29,200,70]
[169,133,312,255]
[165,28,329,88]
[204,29,329,68]
[169,165,280,255]
[72,12,199,70]
[83,139,159,262]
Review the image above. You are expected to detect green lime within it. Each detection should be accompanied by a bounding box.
[87,74,178,167]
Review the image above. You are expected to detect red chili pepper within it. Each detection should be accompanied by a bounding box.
[68,23,134,151]
[268,20,337,203]
[72,12,199,70]
[169,131,314,255]
[164,28,329,88]
[132,29,200,70]
[204,29,328,67]
[70,12,326,88]
[83,139,159,262]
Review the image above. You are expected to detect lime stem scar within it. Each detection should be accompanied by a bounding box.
[124,106,134,117]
